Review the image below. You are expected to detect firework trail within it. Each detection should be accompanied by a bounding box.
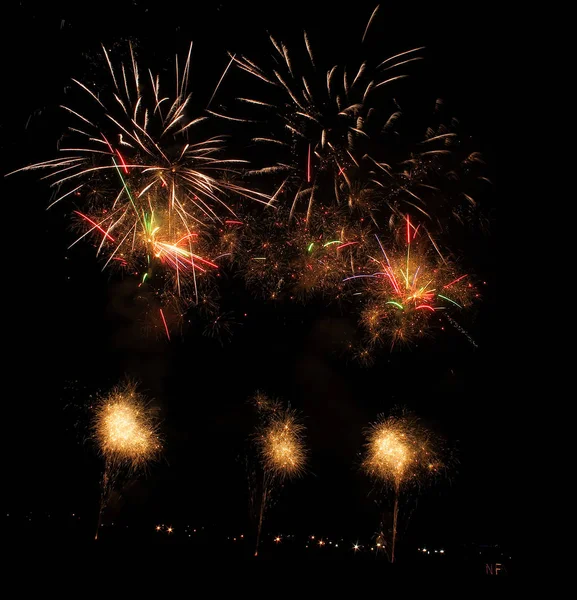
[345,215,477,353]
[362,407,447,562]
[251,393,307,556]
[8,42,269,322]
[92,380,162,540]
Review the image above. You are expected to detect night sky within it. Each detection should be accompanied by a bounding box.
[2,0,502,560]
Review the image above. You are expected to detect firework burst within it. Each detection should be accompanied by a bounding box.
[367,110,490,230]
[232,25,423,224]
[362,407,447,562]
[227,5,488,233]
[346,216,476,350]
[9,43,269,322]
[92,380,162,539]
[256,408,307,481]
[363,410,444,490]
[251,393,307,556]
[93,381,161,468]
[240,207,372,300]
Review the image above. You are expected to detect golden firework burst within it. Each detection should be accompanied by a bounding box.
[93,380,162,471]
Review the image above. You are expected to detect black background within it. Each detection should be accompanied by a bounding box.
[2,0,502,560]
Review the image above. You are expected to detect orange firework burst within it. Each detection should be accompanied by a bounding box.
[93,380,162,471]
[362,407,447,562]
[92,380,162,539]
[251,393,307,556]
[347,216,476,350]
[362,410,445,490]
[256,409,307,481]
